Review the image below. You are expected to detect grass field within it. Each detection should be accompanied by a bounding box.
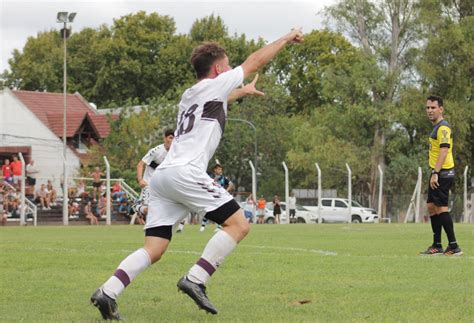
[1,223,473,322]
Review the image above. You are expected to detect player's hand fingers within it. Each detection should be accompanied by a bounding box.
[253,89,265,96]
[250,73,259,85]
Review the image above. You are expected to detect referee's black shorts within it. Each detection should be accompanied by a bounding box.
[427,168,455,207]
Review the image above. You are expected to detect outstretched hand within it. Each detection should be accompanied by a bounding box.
[241,74,265,97]
[287,27,304,43]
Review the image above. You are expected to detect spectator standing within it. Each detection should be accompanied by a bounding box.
[244,193,255,223]
[26,160,39,187]
[273,195,281,224]
[288,192,297,223]
[90,167,104,201]
[2,159,13,184]
[257,196,266,224]
[10,155,22,188]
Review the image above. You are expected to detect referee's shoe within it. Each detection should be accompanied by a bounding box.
[443,245,463,256]
[177,276,218,314]
[419,246,443,256]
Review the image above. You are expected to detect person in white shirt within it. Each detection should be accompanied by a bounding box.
[132,129,175,219]
[91,28,304,320]
[288,192,297,223]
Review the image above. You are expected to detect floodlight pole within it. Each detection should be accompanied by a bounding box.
[104,156,111,225]
[315,163,322,224]
[57,11,76,226]
[249,160,257,218]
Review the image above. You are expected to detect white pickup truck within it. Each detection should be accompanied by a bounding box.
[304,198,379,223]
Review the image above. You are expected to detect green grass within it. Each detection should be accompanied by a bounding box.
[1,224,473,322]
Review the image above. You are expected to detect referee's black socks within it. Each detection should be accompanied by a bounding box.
[439,212,458,249]
[430,214,442,248]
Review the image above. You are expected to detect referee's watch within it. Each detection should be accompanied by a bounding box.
[431,170,440,176]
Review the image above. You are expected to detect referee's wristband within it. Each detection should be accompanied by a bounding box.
[431,170,440,175]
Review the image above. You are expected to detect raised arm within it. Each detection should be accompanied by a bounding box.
[241,28,303,78]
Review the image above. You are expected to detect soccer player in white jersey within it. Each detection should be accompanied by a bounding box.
[91,28,304,320]
[132,128,175,219]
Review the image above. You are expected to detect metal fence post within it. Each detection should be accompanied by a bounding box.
[315,163,322,224]
[103,156,111,225]
[282,161,289,224]
[346,163,352,223]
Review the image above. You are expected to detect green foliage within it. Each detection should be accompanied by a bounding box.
[2,7,472,199]
[3,31,63,91]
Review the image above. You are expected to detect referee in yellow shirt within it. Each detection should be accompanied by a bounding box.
[420,95,462,256]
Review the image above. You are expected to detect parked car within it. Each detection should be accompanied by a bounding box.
[304,198,379,223]
[265,202,318,224]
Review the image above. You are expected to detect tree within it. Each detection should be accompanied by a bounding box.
[325,0,423,206]
[3,30,63,91]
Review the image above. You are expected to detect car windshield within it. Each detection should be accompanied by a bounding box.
[344,200,363,207]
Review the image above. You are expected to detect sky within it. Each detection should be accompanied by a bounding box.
[0,0,336,72]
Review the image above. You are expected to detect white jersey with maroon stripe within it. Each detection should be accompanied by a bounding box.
[141,144,168,183]
[159,66,244,172]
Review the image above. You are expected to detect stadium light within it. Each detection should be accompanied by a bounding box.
[57,11,76,225]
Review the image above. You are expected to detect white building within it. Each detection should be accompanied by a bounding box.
[0,88,110,192]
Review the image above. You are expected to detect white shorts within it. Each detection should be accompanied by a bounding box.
[145,164,233,229]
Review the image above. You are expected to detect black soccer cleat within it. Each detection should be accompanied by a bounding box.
[91,288,122,320]
[419,246,443,256]
[443,245,463,256]
[177,276,218,314]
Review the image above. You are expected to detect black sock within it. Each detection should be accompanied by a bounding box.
[439,212,458,249]
[430,214,442,248]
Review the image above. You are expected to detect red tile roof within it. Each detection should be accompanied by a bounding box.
[12,90,110,138]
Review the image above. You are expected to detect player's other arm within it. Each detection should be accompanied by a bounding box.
[136,160,148,188]
[240,28,303,78]
[228,74,264,104]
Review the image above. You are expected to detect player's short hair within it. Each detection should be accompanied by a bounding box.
[191,42,227,79]
[213,163,223,170]
[427,95,443,107]
[164,128,175,137]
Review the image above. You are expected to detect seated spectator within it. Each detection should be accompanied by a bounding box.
[111,181,125,201]
[47,180,57,207]
[4,187,20,218]
[84,198,99,225]
[97,194,107,219]
[35,184,51,210]
[68,199,80,220]
[75,180,88,200]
